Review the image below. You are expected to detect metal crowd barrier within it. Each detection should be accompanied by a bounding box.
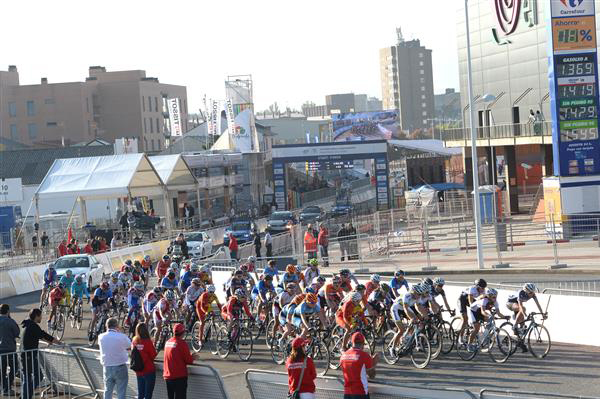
[479,389,600,399]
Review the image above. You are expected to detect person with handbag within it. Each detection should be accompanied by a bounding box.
[131,323,157,399]
[285,337,316,399]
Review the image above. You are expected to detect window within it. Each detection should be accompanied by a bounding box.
[420,70,424,75]
[422,111,427,116]
[421,94,426,99]
[421,86,426,91]
[156,118,160,133]
[158,140,161,150]
[148,96,152,112]
[9,124,17,141]
[184,99,187,113]
[420,78,426,83]
[150,117,154,133]
[44,98,55,104]
[154,97,158,112]
[142,97,145,112]
[46,122,58,127]
[143,118,147,133]
[144,137,148,150]
[8,102,16,117]
[27,123,37,139]
[419,61,424,66]
[85,97,89,113]
[151,139,155,151]
[423,119,428,125]
[419,52,424,58]
[27,101,35,116]
[422,102,426,107]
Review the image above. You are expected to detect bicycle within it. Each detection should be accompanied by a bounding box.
[49,304,68,341]
[215,317,254,361]
[328,320,375,370]
[252,298,273,341]
[305,327,330,376]
[151,319,180,351]
[40,282,57,314]
[88,306,110,346]
[455,311,513,363]
[500,312,551,359]
[123,306,142,338]
[381,320,432,369]
[431,309,456,355]
[191,311,222,355]
[68,296,84,330]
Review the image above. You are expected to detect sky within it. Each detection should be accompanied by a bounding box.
[1,0,461,113]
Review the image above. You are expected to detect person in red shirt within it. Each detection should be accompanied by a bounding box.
[163,323,197,399]
[221,289,253,322]
[84,240,94,255]
[286,337,317,399]
[340,332,379,399]
[195,285,222,347]
[228,234,239,261]
[99,238,108,253]
[318,225,329,267]
[156,255,170,280]
[131,323,157,399]
[48,283,66,330]
[57,240,68,257]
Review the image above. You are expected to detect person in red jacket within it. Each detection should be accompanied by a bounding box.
[228,234,239,261]
[84,240,94,255]
[57,240,68,257]
[156,255,170,280]
[163,323,197,399]
[318,225,329,267]
[131,323,157,399]
[340,332,379,399]
[286,337,317,399]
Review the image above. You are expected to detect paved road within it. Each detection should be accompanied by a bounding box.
[4,286,599,399]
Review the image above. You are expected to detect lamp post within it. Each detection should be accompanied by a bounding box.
[465,0,484,269]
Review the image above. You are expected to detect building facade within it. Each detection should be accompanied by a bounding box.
[380,38,435,132]
[0,66,188,151]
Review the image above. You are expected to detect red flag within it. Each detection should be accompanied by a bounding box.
[67,227,73,243]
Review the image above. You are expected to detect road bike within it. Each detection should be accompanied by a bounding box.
[49,304,68,341]
[500,312,551,359]
[151,319,180,351]
[328,320,375,370]
[215,317,254,361]
[40,282,57,314]
[380,320,432,369]
[88,306,110,346]
[456,311,512,363]
[68,296,84,330]
[431,309,456,355]
[191,311,222,355]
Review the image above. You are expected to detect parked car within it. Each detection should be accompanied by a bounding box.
[299,206,325,225]
[52,254,105,290]
[330,201,354,218]
[224,219,255,246]
[267,211,296,233]
[186,231,213,258]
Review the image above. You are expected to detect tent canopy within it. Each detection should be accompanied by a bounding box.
[149,154,198,191]
[36,153,165,200]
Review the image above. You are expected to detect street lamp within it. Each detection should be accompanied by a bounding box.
[465,0,484,269]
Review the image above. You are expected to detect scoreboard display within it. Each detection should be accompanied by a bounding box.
[549,3,600,177]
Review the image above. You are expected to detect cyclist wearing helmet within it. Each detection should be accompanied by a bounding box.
[280,264,299,289]
[390,270,409,298]
[120,259,133,272]
[161,270,179,291]
[153,289,177,343]
[180,264,199,292]
[59,269,75,307]
[40,263,58,307]
[222,289,254,323]
[272,283,296,340]
[365,274,381,298]
[48,282,66,329]
[90,281,113,335]
[156,255,171,280]
[458,279,487,338]
[141,255,152,275]
[318,276,343,313]
[309,276,326,293]
[293,293,325,337]
[339,269,359,293]
[277,290,307,346]
[118,271,132,290]
[262,260,280,285]
[184,278,204,307]
[251,274,275,317]
[70,274,90,313]
[126,281,145,326]
[198,264,213,285]
[143,287,162,322]
[507,283,545,326]
[244,256,259,281]
[195,285,222,347]
[467,288,508,352]
[388,284,427,353]
[336,291,367,349]
[225,269,248,299]
[303,259,320,287]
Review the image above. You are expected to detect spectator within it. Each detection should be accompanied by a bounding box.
[84,239,94,255]
[337,224,347,261]
[132,323,157,399]
[111,234,122,251]
[253,232,262,258]
[228,233,239,261]
[164,323,197,399]
[347,223,357,260]
[40,232,49,255]
[57,239,67,257]
[318,225,329,267]
[286,337,316,399]
[99,237,108,253]
[99,317,131,399]
[172,233,189,258]
[0,304,19,396]
[183,203,195,228]
[340,332,379,399]
[92,236,101,253]
[304,224,317,260]
[20,308,60,399]
[32,235,38,250]
[264,230,273,259]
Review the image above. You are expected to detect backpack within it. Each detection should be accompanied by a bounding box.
[130,346,144,372]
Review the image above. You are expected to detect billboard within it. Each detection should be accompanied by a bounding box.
[332,110,401,142]
[167,98,182,136]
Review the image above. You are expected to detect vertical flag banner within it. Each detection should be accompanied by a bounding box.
[203,96,213,135]
[225,99,237,137]
[167,98,183,136]
[211,100,221,136]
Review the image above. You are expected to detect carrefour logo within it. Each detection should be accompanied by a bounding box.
[552,0,593,16]
[560,0,584,8]
[492,0,538,45]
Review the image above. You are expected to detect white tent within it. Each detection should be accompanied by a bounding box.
[34,153,172,231]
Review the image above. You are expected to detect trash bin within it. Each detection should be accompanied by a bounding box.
[472,185,503,224]
[495,222,507,251]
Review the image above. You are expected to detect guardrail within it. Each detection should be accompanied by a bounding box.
[442,121,552,142]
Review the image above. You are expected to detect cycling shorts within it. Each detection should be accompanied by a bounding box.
[506,302,520,312]
[458,294,469,314]
[319,295,327,309]
[272,303,281,319]
[390,303,406,322]
[467,308,485,326]
[292,315,303,328]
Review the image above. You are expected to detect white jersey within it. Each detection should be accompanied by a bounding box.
[470,297,500,313]
[277,291,294,308]
[184,285,204,306]
[462,285,481,297]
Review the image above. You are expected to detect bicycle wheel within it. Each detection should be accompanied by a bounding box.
[410,332,431,369]
[87,320,98,346]
[426,325,442,360]
[236,327,254,361]
[527,324,551,359]
[381,330,400,365]
[270,331,287,365]
[499,321,519,357]
[191,321,202,352]
[265,319,276,349]
[216,327,231,359]
[327,336,343,370]
[488,328,512,363]
[440,321,455,355]
[309,340,330,376]
[456,329,477,361]
[76,303,83,330]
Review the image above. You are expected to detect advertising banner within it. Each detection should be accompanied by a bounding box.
[0,178,23,202]
[210,100,221,136]
[167,98,183,137]
[230,109,253,153]
[332,110,401,142]
[225,99,237,137]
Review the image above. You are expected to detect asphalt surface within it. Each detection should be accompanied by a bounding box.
[4,281,600,399]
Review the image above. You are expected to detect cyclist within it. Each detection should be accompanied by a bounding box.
[295,265,306,288]
[427,277,453,316]
[143,286,162,323]
[118,271,132,292]
[180,263,199,293]
[156,255,171,280]
[262,260,280,285]
[507,283,546,327]
[389,284,426,353]
[126,281,145,326]
[272,283,296,342]
[365,274,381,298]
[280,264,299,288]
[161,270,179,291]
[309,276,326,293]
[336,291,367,349]
[293,293,323,338]
[198,264,213,286]
[221,288,254,325]
[48,282,66,330]
[195,284,222,346]
[239,264,256,289]
[70,274,90,314]
[251,274,275,323]
[59,269,75,307]
[318,276,343,314]
[244,256,260,282]
[90,281,113,335]
[183,278,204,326]
[457,279,487,339]
[389,270,409,298]
[120,259,133,272]
[153,289,177,343]
[339,269,358,293]
[141,255,152,276]
[40,263,58,307]
[225,269,248,298]
[467,288,509,352]
[303,259,320,287]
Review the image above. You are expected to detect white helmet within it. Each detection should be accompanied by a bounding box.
[170,262,179,269]
[486,288,498,297]
[433,277,445,286]
[134,282,144,291]
[523,283,536,293]
[411,284,424,295]
[248,256,256,263]
[207,284,216,293]
[351,291,362,302]
[370,274,381,283]
[190,264,200,272]
[165,290,176,301]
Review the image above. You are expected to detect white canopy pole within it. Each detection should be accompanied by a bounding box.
[196,185,202,227]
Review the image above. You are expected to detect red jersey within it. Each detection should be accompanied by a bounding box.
[286,356,316,394]
[318,229,329,246]
[196,292,219,316]
[49,287,65,306]
[132,337,157,376]
[340,348,373,395]
[58,243,67,257]
[163,337,194,379]
[365,281,378,298]
[337,300,366,326]
[141,259,151,270]
[222,296,252,320]
[156,260,170,279]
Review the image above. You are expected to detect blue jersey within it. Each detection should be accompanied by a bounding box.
[92,287,112,307]
[161,277,178,290]
[59,275,75,294]
[71,281,90,299]
[262,267,279,278]
[44,269,58,286]
[180,271,194,292]
[390,277,409,291]
[294,302,321,316]
[252,280,274,299]
[282,273,299,286]
[127,287,142,308]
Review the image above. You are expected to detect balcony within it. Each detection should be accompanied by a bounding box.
[441,122,552,147]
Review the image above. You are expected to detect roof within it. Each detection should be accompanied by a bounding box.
[149,154,197,191]
[0,146,115,185]
[36,153,164,200]
[388,139,462,158]
[0,136,29,151]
